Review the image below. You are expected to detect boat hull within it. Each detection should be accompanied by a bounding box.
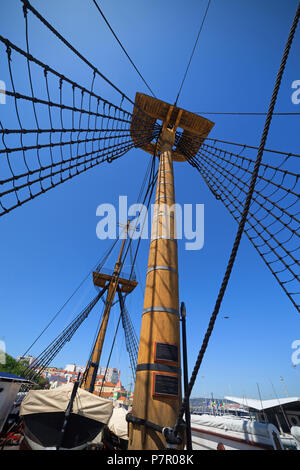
[22,412,104,450]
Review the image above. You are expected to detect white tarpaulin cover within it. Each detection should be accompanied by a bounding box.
[20,383,113,424]
[107,407,129,440]
[291,426,300,450]
[191,414,280,441]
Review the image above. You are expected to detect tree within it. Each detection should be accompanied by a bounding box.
[0,353,49,389]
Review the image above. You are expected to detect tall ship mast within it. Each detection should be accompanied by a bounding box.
[128,94,214,449]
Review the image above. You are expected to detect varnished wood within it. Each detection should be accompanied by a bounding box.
[129,129,183,450]
[129,94,214,450]
[93,272,138,293]
[130,92,215,161]
[81,226,137,391]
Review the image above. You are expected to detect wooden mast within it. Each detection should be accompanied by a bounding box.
[129,125,181,449]
[81,222,137,392]
[129,93,214,450]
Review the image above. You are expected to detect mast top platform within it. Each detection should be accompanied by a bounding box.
[130,92,214,161]
[93,271,137,293]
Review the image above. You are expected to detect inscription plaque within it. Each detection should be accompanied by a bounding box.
[153,373,178,398]
[155,342,178,364]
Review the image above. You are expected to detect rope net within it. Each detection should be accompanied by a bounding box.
[22,290,105,382]
[121,301,139,380]
[176,132,300,312]
[0,0,160,217]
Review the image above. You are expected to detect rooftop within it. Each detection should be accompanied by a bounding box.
[0,371,32,383]
[226,396,300,411]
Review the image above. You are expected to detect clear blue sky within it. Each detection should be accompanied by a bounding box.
[0,0,299,399]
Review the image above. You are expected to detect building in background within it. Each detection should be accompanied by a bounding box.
[17,355,37,366]
[98,367,119,384]
[48,375,68,389]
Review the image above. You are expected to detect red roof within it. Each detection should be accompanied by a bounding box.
[95,391,114,398]
[102,382,117,387]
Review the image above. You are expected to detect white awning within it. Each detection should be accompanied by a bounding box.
[20,383,113,424]
[226,396,300,411]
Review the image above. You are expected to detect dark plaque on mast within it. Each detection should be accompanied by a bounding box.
[155,342,178,365]
[153,373,179,398]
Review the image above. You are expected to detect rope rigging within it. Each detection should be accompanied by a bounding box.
[21,145,158,387]
[120,298,139,381]
[21,235,122,359]
[176,131,299,312]
[174,1,300,436]
[0,0,160,217]
[19,0,136,106]
[22,288,107,382]
[194,111,300,116]
[174,0,211,106]
[0,0,298,451]
[92,0,156,98]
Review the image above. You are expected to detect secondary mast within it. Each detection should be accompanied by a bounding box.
[81,222,137,392]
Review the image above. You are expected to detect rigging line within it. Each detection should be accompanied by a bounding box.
[23,288,107,380]
[189,151,300,311]
[0,129,158,217]
[0,140,137,197]
[174,0,211,106]
[196,156,300,248]
[123,166,158,288]
[186,143,300,266]
[20,0,134,107]
[191,147,299,226]
[175,1,300,433]
[0,127,144,135]
[176,129,300,158]
[0,34,135,122]
[0,128,155,157]
[127,148,158,285]
[22,234,122,358]
[2,88,132,123]
[194,111,300,116]
[99,291,123,397]
[92,0,156,98]
[199,142,299,178]
[84,295,107,374]
[193,154,299,282]
[196,147,300,204]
